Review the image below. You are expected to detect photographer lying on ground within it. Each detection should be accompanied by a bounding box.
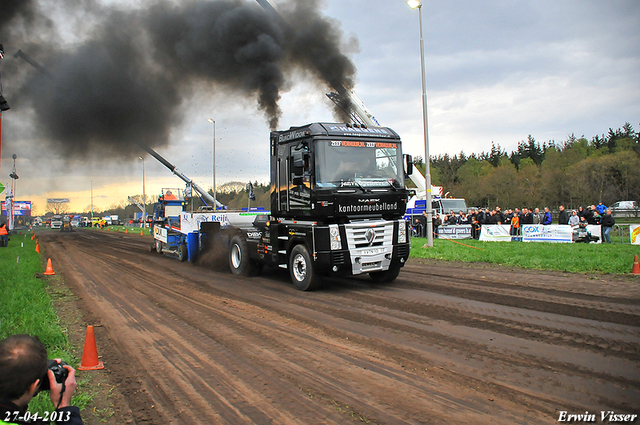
[0,335,83,425]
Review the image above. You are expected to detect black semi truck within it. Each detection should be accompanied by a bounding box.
[229,122,413,290]
[152,122,413,291]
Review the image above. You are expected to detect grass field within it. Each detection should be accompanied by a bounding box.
[0,230,91,413]
[410,236,640,274]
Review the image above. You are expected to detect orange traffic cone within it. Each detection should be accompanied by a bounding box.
[140,229,143,236]
[633,255,640,275]
[31,234,35,240]
[44,258,55,276]
[78,325,104,370]
[35,242,40,254]
[125,228,128,234]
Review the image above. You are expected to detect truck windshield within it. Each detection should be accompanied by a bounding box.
[437,199,467,212]
[315,140,404,189]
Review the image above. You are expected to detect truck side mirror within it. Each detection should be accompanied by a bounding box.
[291,150,308,186]
[404,154,413,176]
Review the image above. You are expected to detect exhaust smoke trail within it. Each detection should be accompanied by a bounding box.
[2,0,358,158]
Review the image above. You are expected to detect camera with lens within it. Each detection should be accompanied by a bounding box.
[39,360,68,391]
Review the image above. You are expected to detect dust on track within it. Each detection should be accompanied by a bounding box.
[38,230,640,424]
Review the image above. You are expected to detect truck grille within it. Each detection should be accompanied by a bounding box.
[344,220,394,250]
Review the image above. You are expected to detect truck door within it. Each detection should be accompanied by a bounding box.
[288,143,311,213]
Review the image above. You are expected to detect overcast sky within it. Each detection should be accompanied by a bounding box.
[1,0,639,213]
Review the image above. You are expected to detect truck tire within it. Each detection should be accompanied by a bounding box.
[229,235,260,276]
[369,263,402,283]
[155,239,163,253]
[178,243,187,262]
[289,244,322,291]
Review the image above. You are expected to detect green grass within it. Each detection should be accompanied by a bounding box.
[410,237,640,274]
[0,230,91,413]
[82,225,151,235]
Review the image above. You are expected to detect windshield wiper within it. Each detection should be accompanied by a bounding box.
[350,179,368,193]
[333,179,369,193]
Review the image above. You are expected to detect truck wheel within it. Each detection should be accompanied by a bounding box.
[289,244,321,291]
[178,243,187,262]
[155,239,163,253]
[229,235,260,276]
[369,263,402,283]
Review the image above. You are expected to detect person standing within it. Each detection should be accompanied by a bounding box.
[543,207,552,225]
[596,202,607,216]
[470,209,480,239]
[456,210,467,225]
[568,210,580,226]
[521,208,533,225]
[495,206,505,224]
[600,209,615,243]
[578,206,588,223]
[558,205,569,225]
[510,212,520,237]
[533,208,541,224]
[446,211,457,225]
[0,222,8,247]
[586,205,598,224]
[433,213,441,238]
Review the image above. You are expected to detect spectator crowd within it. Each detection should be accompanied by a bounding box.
[424,202,616,243]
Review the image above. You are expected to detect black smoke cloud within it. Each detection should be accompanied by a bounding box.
[0,0,38,30]
[3,0,358,158]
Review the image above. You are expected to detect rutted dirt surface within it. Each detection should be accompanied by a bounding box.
[38,229,640,424]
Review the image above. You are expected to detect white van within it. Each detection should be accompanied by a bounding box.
[610,201,638,218]
[610,201,637,210]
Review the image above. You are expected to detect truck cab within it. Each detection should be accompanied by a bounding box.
[50,215,63,229]
[246,123,413,289]
[270,123,410,221]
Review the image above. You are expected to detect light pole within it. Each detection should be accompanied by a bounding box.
[407,0,433,247]
[138,156,146,227]
[207,118,217,210]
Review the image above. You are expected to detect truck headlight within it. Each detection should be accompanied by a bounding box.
[398,220,407,243]
[329,224,341,250]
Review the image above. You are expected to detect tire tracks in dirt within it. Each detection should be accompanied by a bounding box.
[39,230,640,424]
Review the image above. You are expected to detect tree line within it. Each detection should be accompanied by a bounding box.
[414,122,640,209]
[92,182,271,220]
[92,122,638,218]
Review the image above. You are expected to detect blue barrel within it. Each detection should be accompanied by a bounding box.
[187,232,199,262]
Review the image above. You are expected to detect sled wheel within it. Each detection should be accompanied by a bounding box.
[178,243,188,262]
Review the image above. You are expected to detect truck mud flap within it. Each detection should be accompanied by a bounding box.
[198,222,227,269]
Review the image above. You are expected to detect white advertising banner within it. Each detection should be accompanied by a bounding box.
[521,224,602,243]
[437,225,472,239]
[522,225,573,243]
[180,212,230,234]
[586,225,602,244]
[479,225,512,242]
[630,224,640,245]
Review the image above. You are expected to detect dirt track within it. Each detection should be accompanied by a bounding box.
[38,229,640,424]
